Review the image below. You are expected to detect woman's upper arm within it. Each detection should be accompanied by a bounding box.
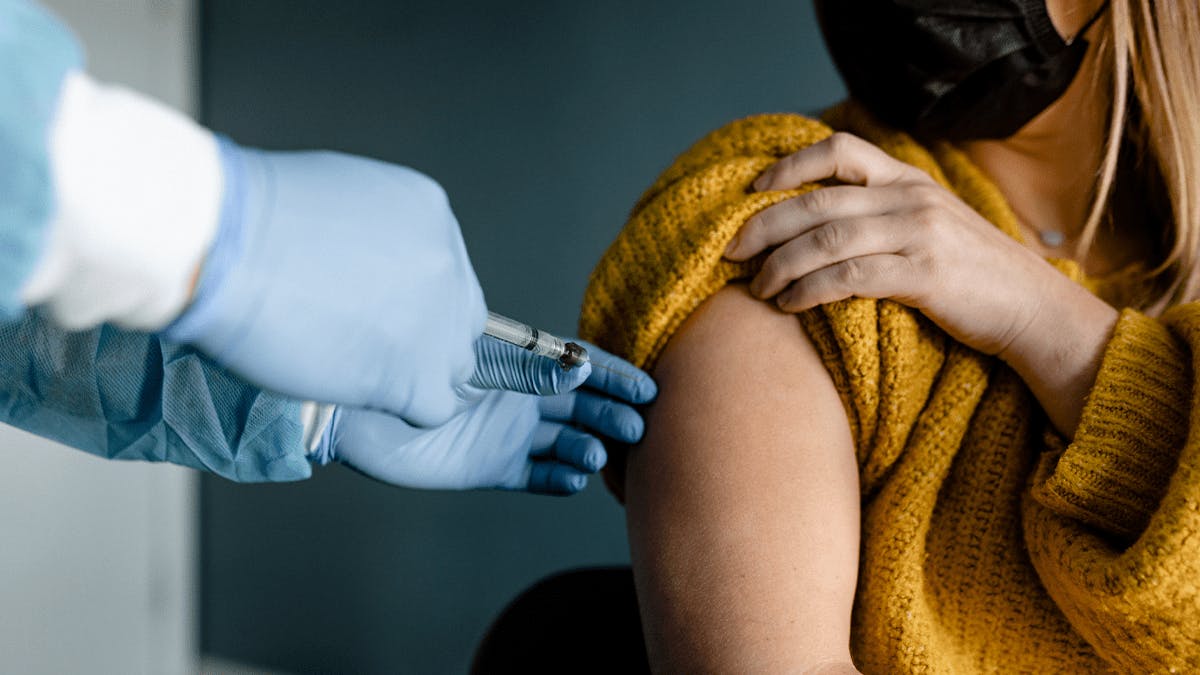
[625,284,860,672]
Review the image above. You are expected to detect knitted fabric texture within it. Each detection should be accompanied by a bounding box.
[579,102,1200,672]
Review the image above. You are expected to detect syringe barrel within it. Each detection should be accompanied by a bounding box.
[485,312,566,359]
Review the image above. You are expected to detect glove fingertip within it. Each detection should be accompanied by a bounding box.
[557,360,591,394]
[530,358,589,397]
[606,404,645,444]
[567,473,588,493]
[527,463,589,495]
[584,446,607,473]
[634,375,658,404]
[622,415,646,445]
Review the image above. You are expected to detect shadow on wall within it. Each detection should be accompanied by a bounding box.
[200,1,844,673]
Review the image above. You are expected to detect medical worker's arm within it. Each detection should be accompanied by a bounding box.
[0,0,80,312]
[2,0,656,492]
[0,310,652,492]
[4,0,488,426]
[0,310,311,482]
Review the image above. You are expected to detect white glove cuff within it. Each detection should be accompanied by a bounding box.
[20,70,222,330]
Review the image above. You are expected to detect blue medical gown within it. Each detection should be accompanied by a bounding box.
[0,0,80,316]
[0,310,312,482]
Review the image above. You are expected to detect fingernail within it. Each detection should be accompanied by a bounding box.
[753,173,771,191]
[724,234,741,257]
[776,291,792,308]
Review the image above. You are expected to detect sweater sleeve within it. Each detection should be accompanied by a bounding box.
[580,114,837,499]
[1024,305,1200,671]
[580,109,978,500]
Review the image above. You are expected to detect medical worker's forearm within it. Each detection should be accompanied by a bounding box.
[0,310,312,482]
[9,2,514,433]
[22,71,223,330]
[0,0,220,331]
[0,0,82,318]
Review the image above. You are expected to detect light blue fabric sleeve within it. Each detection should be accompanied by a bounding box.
[0,0,83,317]
[0,310,312,482]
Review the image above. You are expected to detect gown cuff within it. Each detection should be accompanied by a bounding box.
[20,70,222,330]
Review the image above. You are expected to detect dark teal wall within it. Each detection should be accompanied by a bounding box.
[199,2,843,672]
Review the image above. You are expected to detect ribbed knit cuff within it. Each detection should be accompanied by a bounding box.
[1032,309,1190,540]
[24,72,223,330]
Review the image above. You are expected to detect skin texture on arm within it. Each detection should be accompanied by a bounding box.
[625,284,861,673]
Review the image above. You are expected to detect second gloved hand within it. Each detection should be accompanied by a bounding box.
[314,341,656,494]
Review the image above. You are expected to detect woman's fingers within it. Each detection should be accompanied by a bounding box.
[727,184,911,260]
[749,216,908,298]
[753,132,922,192]
[730,133,939,263]
[774,254,920,312]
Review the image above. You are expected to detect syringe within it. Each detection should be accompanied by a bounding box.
[484,311,589,371]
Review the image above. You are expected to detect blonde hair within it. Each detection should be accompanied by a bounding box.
[1079,1,1200,311]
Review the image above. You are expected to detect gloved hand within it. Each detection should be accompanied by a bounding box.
[466,331,592,398]
[314,341,657,494]
[165,138,485,427]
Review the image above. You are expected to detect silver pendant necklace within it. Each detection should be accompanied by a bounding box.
[1037,229,1067,247]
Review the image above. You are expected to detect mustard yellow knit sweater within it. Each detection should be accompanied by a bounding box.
[580,103,1200,673]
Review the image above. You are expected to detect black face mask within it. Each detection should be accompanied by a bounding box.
[814,0,1108,140]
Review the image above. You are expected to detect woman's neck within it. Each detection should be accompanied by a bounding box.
[958,54,1108,246]
[957,1,1140,271]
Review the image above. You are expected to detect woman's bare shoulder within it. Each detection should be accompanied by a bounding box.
[625,283,861,671]
[626,282,852,504]
[649,283,839,418]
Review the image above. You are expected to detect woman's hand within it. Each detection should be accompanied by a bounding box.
[724,132,1118,434]
[727,132,1053,356]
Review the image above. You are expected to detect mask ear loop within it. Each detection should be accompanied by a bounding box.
[1066,1,1111,46]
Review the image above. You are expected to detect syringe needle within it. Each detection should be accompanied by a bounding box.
[588,361,642,383]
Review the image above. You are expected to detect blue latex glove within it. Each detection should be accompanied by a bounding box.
[314,341,656,494]
[466,333,593,397]
[0,0,81,316]
[0,308,311,482]
[165,138,486,427]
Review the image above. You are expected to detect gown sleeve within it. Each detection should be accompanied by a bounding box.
[0,309,311,482]
[0,0,82,315]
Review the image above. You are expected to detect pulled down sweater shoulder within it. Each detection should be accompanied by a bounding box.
[580,102,1200,673]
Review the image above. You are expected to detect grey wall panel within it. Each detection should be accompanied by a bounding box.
[200,2,843,673]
